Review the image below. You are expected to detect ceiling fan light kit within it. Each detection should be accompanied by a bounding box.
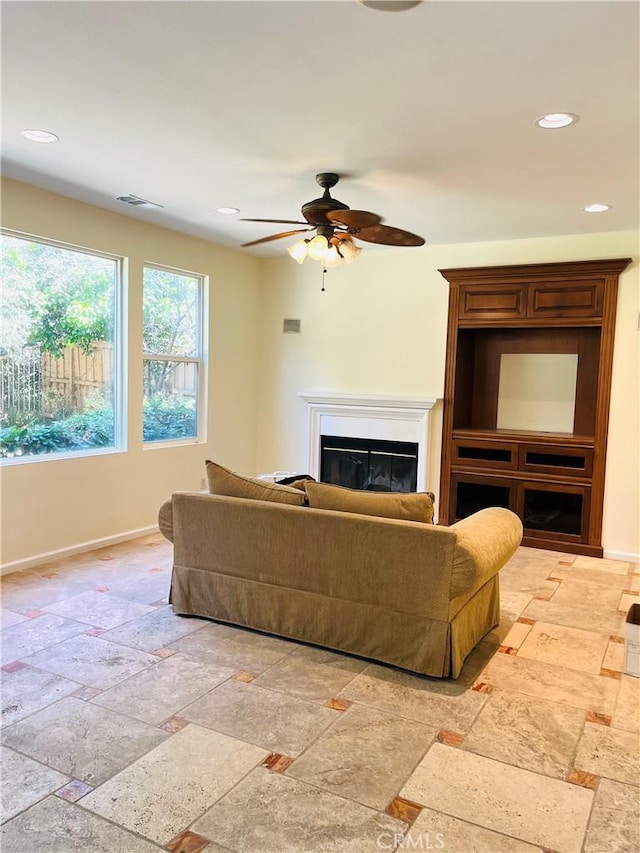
[241,172,424,268]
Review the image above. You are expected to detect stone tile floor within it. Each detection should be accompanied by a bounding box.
[1,536,639,852]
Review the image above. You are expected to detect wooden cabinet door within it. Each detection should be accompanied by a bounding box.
[527,281,603,319]
[458,284,526,320]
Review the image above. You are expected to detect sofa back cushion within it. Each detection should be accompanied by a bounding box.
[205,460,306,507]
[305,481,434,523]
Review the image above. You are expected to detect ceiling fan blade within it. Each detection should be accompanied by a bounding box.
[326,209,382,229]
[354,224,425,247]
[241,228,314,248]
[240,218,309,225]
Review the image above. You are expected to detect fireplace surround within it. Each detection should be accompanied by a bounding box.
[298,392,438,494]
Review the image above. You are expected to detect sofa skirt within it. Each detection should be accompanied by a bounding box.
[171,565,500,678]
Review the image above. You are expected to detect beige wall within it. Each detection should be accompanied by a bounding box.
[256,231,639,559]
[2,178,637,566]
[0,178,262,568]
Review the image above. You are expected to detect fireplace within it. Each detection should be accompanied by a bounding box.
[298,392,438,496]
[321,436,419,492]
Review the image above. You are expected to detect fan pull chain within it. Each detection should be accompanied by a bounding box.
[321,267,327,292]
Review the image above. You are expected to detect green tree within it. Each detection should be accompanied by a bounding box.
[1,237,113,357]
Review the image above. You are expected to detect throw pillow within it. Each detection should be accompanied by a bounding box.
[205,460,306,507]
[305,481,434,523]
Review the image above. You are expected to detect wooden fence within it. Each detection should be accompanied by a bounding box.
[1,342,197,419]
[0,343,113,418]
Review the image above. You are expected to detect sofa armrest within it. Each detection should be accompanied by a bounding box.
[449,507,523,599]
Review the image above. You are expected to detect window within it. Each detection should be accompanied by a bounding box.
[0,231,122,461]
[142,265,206,444]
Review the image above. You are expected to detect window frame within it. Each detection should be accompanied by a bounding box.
[0,228,126,466]
[141,261,208,449]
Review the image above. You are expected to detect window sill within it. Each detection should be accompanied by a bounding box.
[0,446,125,467]
[143,438,202,451]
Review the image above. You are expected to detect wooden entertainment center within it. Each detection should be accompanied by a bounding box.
[438,258,631,556]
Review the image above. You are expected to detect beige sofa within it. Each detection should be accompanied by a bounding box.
[160,489,522,678]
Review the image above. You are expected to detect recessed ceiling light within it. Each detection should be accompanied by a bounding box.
[536,113,578,129]
[583,203,610,213]
[216,207,240,215]
[20,129,60,143]
[358,1,423,10]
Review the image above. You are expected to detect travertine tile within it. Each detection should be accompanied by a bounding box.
[0,608,29,629]
[572,556,630,574]
[518,546,576,562]
[549,565,636,589]
[400,743,593,853]
[43,590,156,629]
[0,747,68,823]
[173,621,297,673]
[499,591,534,621]
[517,621,609,675]
[23,634,158,689]
[192,766,406,853]
[182,677,336,757]
[0,573,94,612]
[574,721,640,786]
[93,652,234,725]
[97,572,173,606]
[501,552,560,573]
[522,580,625,634]
[253,644,367,702]
[463,691,585,778]
[485,620,533,650]
[341,663,488,731]
[499,553,561,599]
[1,697,167,785]
[82,724,268,845]
[0,665,80,727]
[287,703,435,809]
[603,639,625,672]
[0,796,164,851]
[584,778,640,853]
[0,613,86,664]
[481,651,619,714]
[100,605,206,651]
[612,674,640,733]
[2,538,636,853]
[618,591,639,613]
[402,807,543,852]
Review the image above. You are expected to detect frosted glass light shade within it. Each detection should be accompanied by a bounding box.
[307,235,329,261]
[288,239,309,264]
[323,246,342,268]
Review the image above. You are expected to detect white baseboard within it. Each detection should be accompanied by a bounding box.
[603,549,640,564]
[0,525,160,576]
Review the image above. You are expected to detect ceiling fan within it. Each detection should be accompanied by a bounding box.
[240,173,425,267]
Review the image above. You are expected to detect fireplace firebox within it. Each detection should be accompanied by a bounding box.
[320,436,419,492]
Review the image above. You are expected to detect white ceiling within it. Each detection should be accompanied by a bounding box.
[2,0,639,256]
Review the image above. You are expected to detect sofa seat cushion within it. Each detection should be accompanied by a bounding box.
[305,481,434,523]
[205,460,306,506]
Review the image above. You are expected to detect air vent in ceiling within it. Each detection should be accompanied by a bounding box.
[116,194,164,209]
[283,319,301,334]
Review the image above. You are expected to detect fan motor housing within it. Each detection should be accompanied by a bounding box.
[301,196,350,225]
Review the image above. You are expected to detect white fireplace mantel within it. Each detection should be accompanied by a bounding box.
[298,392,439,491]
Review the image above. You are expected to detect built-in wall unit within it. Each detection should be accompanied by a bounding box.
[439,258,631,556]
